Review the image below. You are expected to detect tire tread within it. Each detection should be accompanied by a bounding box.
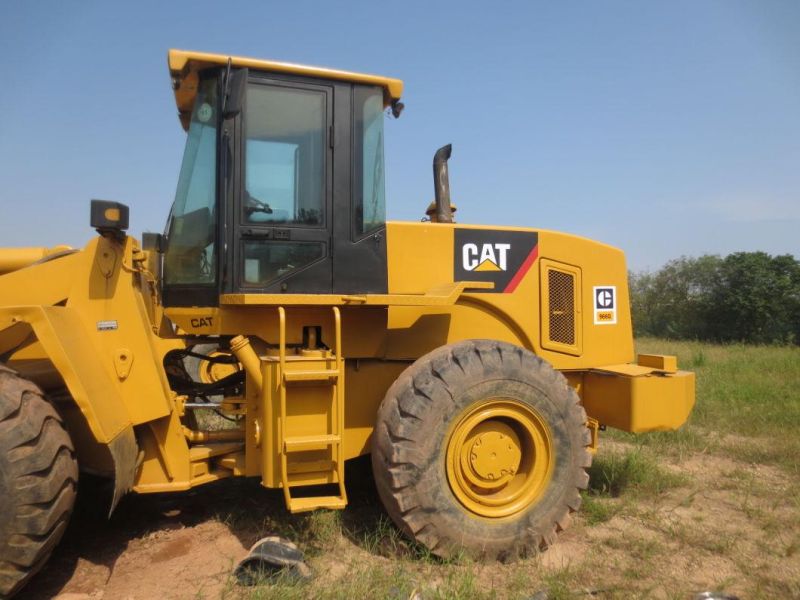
[372,340,592,561]
[0,365,78,599]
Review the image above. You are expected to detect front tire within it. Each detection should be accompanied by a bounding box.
[0,365,78,598]
[371,340,592,560]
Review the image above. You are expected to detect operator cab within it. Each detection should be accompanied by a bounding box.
[161,50,404,307]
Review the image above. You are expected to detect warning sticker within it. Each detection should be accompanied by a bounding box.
[593,286,617,325]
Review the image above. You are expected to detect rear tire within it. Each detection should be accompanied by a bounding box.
[0,365,78,598]
[371,340,592,560]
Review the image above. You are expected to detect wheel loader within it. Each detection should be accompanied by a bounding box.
[0,49,695,597]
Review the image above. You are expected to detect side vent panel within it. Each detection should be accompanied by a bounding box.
[548,269,575,344]
[540,259,582,356]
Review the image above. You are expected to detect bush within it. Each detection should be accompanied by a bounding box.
[630,252,800,345]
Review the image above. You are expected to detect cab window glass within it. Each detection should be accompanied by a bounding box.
[353,87,385,237]
[242,241,324,286]
[244,84,325,226]
[164,77,218,285]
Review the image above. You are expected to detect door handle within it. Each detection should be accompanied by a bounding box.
[240,228,292,240]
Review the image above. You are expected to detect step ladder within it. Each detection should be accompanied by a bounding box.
[277,306,347,513]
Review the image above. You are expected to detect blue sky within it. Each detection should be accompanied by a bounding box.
[0,0,797,271]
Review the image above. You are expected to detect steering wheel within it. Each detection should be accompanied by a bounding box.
[244,191,273,216]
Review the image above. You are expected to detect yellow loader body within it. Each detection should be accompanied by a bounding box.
[0,221,693,497]
[0,48,694,598]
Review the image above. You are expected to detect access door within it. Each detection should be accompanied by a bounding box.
[233,78,333,293]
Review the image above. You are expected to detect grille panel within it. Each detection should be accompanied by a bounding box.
[548,269,575,345]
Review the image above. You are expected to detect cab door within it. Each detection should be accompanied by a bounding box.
[232,77,333,294]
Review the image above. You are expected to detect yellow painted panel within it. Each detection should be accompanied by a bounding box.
[64,237,176,425]
[582,370,695,432]
[133,412,193,492]
[343,359,409,458]
[384,221,634,369]
[386,222,454,294]
[0,249,80,306]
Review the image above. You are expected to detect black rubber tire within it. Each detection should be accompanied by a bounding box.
[371,340,592,561]
[0,365,78,599]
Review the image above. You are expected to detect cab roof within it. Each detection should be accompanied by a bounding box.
[168,49,404,130]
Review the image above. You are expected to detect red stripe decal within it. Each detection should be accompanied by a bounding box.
[503,245,539,293]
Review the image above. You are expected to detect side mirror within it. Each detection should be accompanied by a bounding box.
[223,68,248,119]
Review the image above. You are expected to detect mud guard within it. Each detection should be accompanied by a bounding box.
[108,426,139,513]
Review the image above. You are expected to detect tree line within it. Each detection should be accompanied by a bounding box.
[629,252,800,345]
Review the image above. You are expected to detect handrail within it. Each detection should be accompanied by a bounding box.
[331,306,347,505]
[277,307,291,506]
[219,280,495,306]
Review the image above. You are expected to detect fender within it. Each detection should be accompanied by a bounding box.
[0,306,137,510]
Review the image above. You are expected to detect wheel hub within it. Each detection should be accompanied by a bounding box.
[462,422,521,489]
[446,398,554,518]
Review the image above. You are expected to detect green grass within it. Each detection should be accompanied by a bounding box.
[303,510,342,552]
[580,446,689,526]
[580,492,621,525]
[587,447,689,498]
[231,563,418,600]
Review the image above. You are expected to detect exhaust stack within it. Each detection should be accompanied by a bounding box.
[432,144,454,224]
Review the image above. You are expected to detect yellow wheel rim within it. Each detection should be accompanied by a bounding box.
[446,398,554,518]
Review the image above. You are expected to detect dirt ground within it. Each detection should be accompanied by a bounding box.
[24,443,800,600]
